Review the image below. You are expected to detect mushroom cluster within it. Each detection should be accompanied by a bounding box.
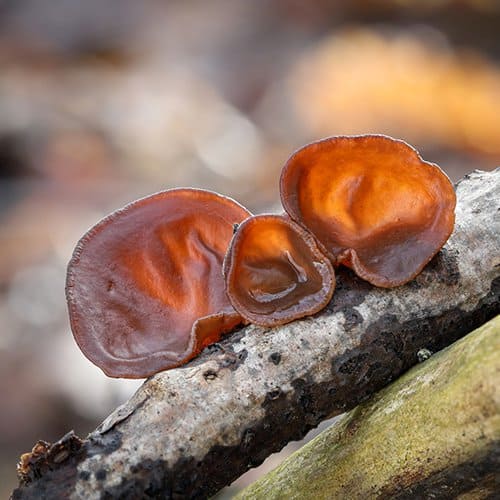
[67,135,456,377]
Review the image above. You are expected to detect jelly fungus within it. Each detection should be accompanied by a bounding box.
[224,215,335,326]
[280,135,456,287]
[66,189,251,378]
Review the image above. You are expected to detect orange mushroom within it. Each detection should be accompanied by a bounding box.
[224,214,335,327]
[66,189,251,378]
[280,135,456,287]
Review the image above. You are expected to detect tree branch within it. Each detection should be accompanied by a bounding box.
[237,315,500,499]
[13,170,500,499]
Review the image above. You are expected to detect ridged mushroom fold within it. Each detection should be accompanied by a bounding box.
[224,215,335,326]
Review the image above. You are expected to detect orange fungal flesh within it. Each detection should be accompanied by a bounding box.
[66,189,251,378]
[280,135,456,287]
[224,215,335,327]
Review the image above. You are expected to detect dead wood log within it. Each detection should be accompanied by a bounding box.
[236,315,500,499]
[12,169,500,499]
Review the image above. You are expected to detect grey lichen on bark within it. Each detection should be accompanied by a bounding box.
[12,169,500,499]
[237,315,500,499]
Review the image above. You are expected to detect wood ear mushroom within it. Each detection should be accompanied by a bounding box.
[66,188,251,378]
[223,214,335,327]
[280,135,456,287]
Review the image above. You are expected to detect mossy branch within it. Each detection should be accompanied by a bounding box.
[238,315,500,499]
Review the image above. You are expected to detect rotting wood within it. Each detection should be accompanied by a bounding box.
[236,315,500,499]
[12,170,500,499]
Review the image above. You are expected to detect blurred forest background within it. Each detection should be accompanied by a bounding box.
[0,0,499,496]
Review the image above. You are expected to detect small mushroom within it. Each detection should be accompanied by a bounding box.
[66,188,251,378]
[280,135,456,287]
[223,214,335,327]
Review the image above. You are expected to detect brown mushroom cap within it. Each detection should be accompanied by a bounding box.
[223,214,335,327]
[280,135,456,287]
[66,189,251,378]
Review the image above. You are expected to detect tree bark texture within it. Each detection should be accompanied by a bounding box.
[13,169,500,499]
[237,315,500,499]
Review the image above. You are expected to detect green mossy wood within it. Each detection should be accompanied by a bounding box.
[238,315,500,499]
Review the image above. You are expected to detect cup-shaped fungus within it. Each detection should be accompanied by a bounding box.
[224,215,335,327]
[280,135,456,287]
[66,189,251,378]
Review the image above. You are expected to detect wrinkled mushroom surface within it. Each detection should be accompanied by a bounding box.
[280,135,456,287]
[224,214,335,327]
[66,189,251,378]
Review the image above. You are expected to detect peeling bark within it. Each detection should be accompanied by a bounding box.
[12,170,500,499]
[237,315,500,500]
